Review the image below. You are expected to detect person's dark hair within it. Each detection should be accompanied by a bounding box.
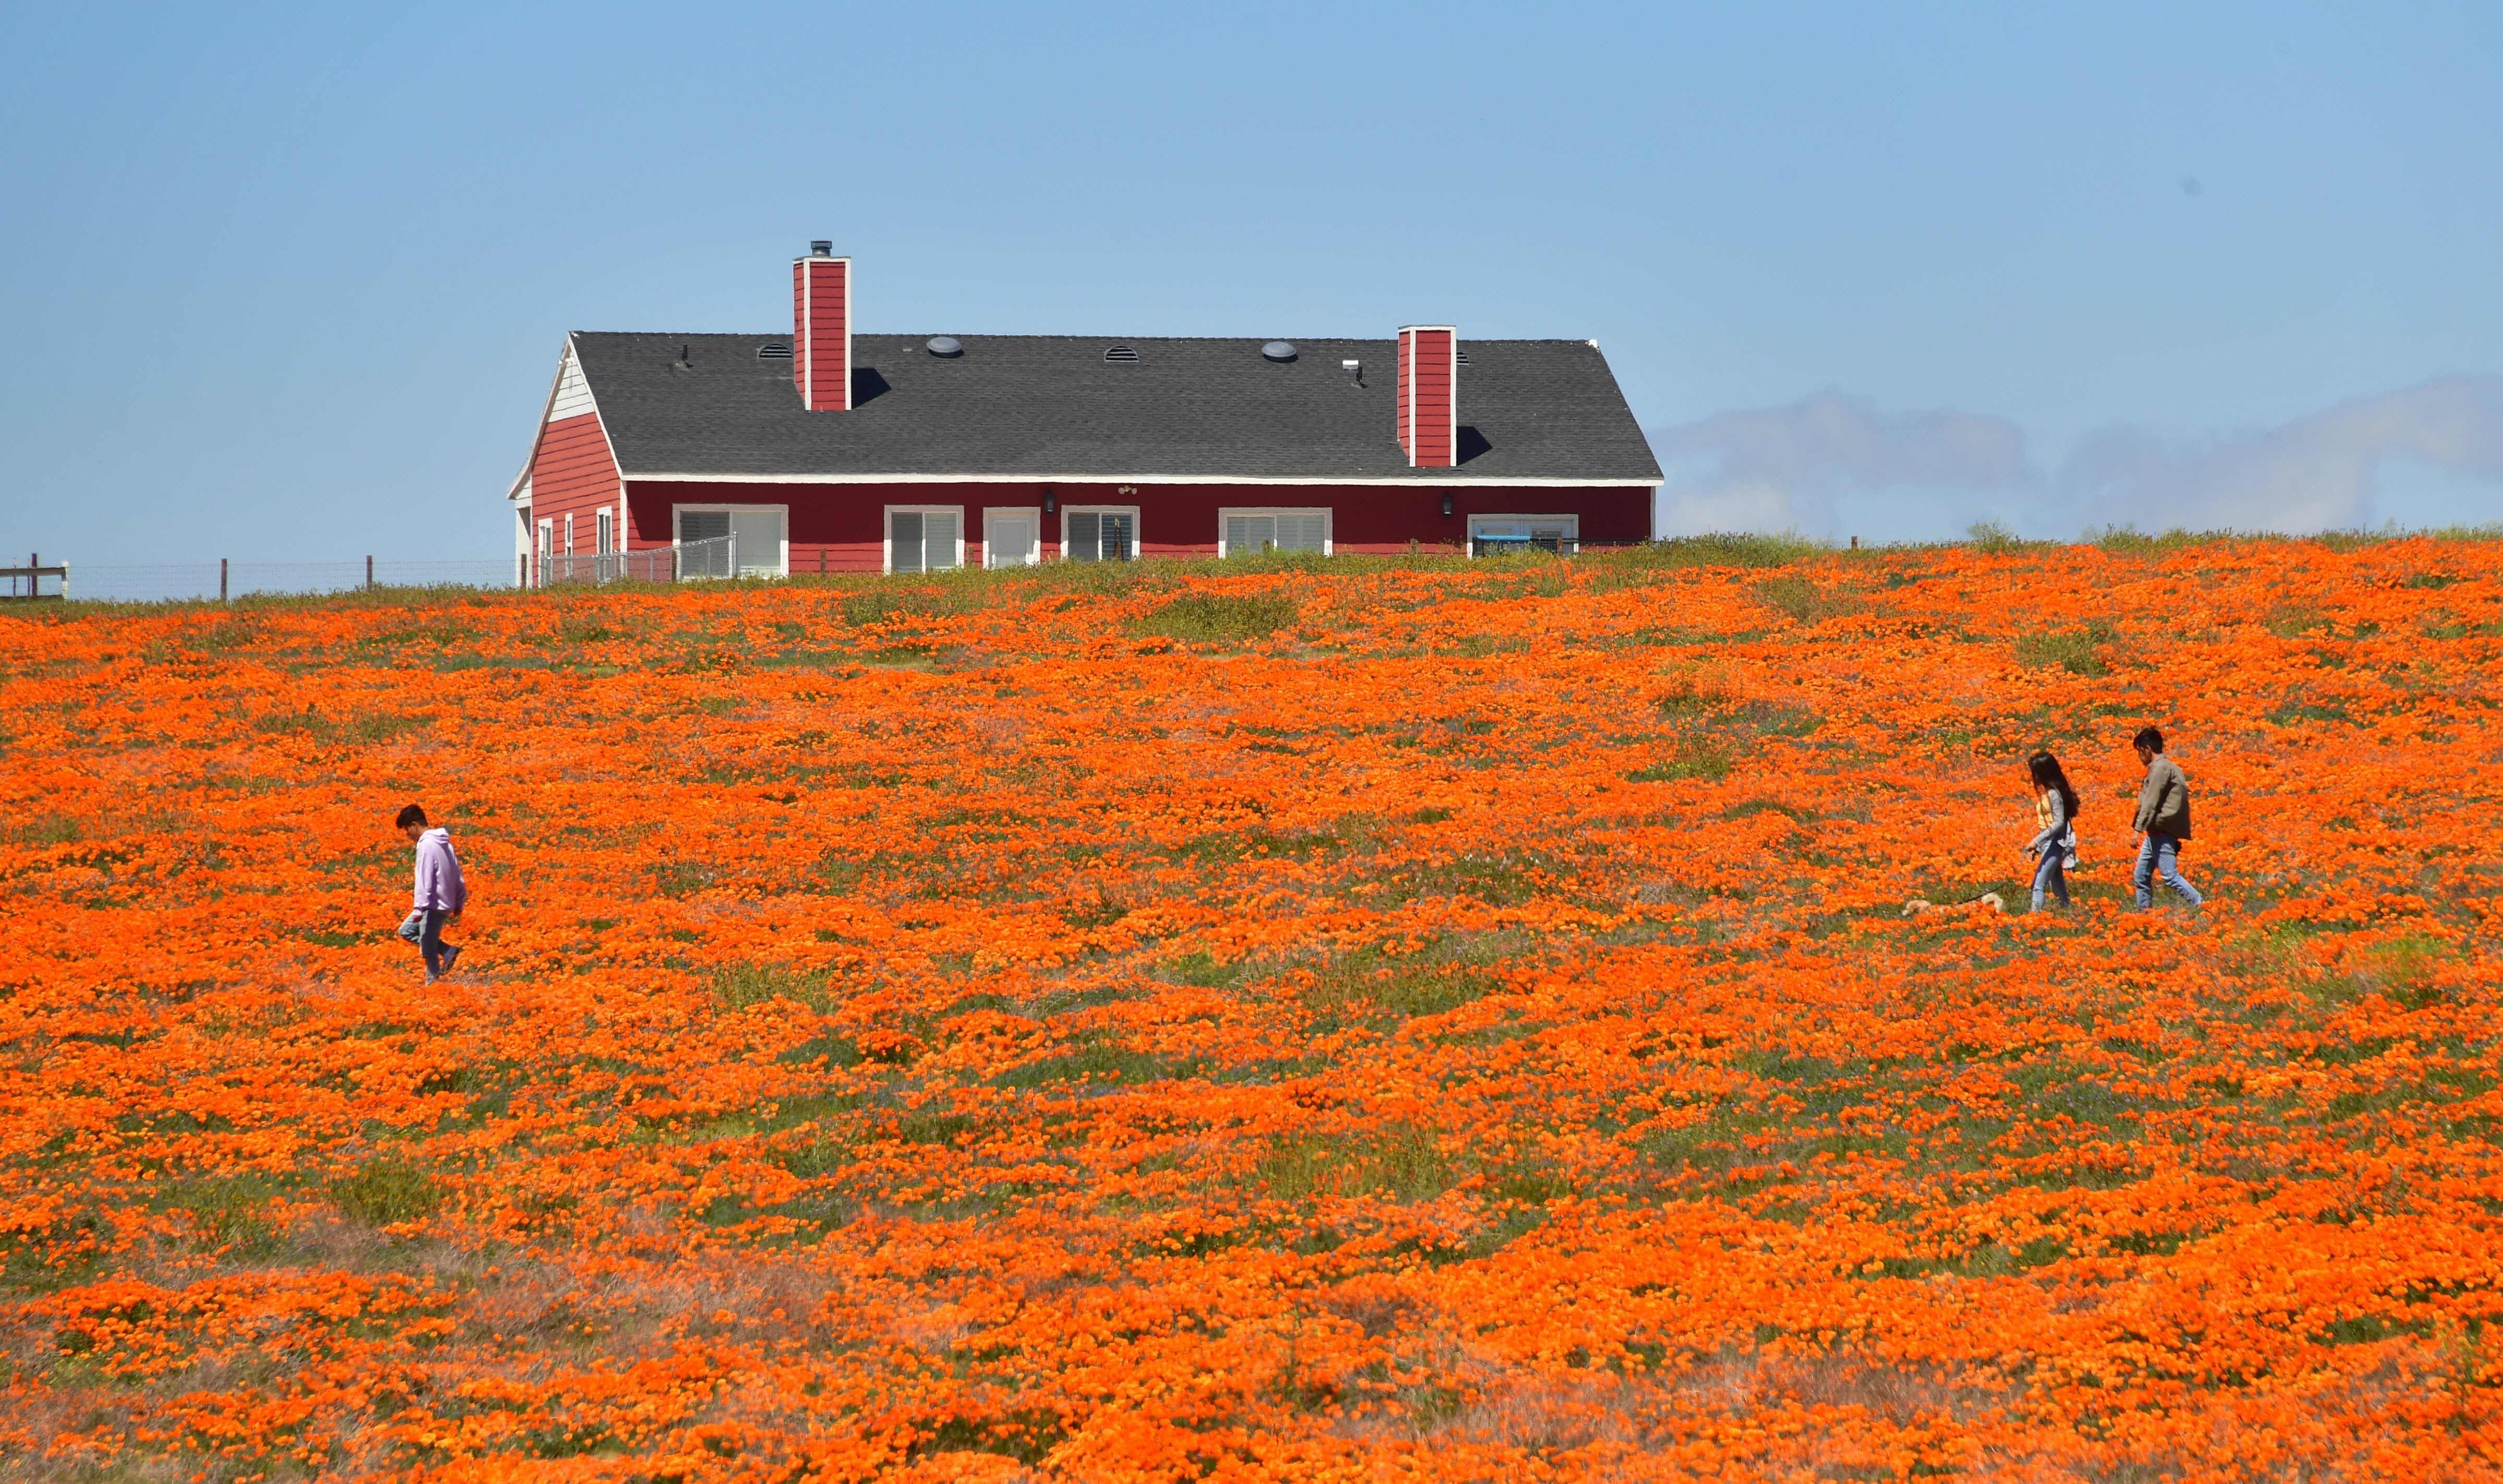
[2027,751,2080,822]
[395,805,428,830]
[2132,726,2165,753]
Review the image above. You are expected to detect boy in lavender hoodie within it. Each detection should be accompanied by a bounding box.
[397,805,467,982]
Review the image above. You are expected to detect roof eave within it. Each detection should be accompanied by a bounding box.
[619,470,1663,488]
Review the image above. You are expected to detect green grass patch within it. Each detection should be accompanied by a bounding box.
[1299,947,1506,1022]
[252,706,430,746]
[1751,574,1865,625]
[1259,1125,1457,1203]
[2305,931,2453,1012]
[1131,593,1301,644]
[994,1039,1164,1089]
[1631,735,1736,783]
[7,813,82,846]
[2015,621,2118,676]
[330,1159,443,1228]
[714,963,837,1013]
[1598,533,1825,570]
[154,1173,289,1257]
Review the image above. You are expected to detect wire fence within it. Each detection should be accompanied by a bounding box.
[26,559,519,604]
[8,537,743,603]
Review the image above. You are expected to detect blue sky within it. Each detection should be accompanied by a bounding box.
[4,0,2499,562]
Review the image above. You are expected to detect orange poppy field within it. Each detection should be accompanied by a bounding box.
[3,534,2498,1481]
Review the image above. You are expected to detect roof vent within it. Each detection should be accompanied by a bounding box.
[1456,347,1471,365]
[1261,340,1297,363]
[757,342,793,360]
[926,336,963,358]
[1103,344,1139,363]
[808,240,833,257]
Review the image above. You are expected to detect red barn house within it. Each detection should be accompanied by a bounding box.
[506,245,1662,581]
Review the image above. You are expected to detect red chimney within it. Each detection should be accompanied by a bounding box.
[793,242,851,411]
[1397,325,1456,468]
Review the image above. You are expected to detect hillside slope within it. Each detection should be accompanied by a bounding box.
[3,539,2499,1480]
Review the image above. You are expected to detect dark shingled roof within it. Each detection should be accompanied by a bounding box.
[568,332,1661,483]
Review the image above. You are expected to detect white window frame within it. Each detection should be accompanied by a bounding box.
[981,505,1043,569]
[594,508,614,556]
[535,519,553,588]
[1466,513,1579,558]
[1217,506,1333,558]
[1060,504,1141,563]
[563,511,575,557]
[883,504,967,575]
[672,503,789,578]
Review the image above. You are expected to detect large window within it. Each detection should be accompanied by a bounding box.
[1220,507,1330,557]
[1468,514,1578,557]
[983,507,1040,569]
[886,506,964,574]
[1063,506,1137,563]
[675,505,786,579]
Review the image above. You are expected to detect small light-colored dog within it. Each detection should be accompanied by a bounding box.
[1901,893,2004,918]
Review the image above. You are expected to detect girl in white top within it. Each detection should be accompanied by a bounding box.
[2024,751,2079,913]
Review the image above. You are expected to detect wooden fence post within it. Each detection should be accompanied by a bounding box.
[220,558,229,604]
[366,554,374,590]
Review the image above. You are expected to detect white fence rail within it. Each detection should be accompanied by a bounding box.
[538,537,734,586]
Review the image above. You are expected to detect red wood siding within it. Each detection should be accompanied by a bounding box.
[626,480,1653,571]
[1402,327,1456,468]
[530,412,622,568]
[1395,330,1414,455]
[794,257,850,411]
[789,266,805,403]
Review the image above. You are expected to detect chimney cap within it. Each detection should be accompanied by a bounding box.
[808,240,834,256]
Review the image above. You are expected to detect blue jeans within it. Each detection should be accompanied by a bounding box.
[2133,834,2202,909]
[420,907,452,977]
[2030,849,2069,911]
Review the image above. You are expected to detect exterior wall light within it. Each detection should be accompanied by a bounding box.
[1441,494,1453,518]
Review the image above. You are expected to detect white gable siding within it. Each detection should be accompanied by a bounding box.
[549,346,596,422]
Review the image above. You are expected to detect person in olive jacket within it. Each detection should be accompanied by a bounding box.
[2129,727,2203,909]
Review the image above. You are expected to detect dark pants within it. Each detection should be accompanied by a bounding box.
[420,908,452,977]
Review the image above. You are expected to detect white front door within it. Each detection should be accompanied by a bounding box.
[731,509,787,577]
[985,509,1039,568]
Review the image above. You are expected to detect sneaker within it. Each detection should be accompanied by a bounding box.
[440,945,462,977]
